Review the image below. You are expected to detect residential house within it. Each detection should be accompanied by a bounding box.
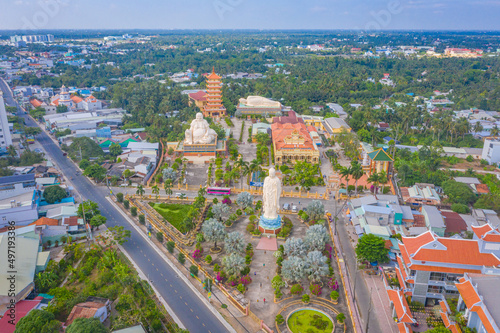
[65,297,111,328]
[401,184,441,206]
[421,205,446,236]
[0,191,39,228]
[0,174,37,200]
[482,138,500,165]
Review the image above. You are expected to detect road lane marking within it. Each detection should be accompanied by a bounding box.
[196,316,199,320]
[190,308,193,312]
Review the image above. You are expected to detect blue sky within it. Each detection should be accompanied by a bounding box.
[1,0,499,30]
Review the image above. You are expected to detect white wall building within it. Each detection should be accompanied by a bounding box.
[482,138,500,165]
[0,93,13,149]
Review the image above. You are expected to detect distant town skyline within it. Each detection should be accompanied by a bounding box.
[1,0,500,31]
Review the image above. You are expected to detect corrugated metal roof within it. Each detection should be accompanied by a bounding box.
[0,174,35,185]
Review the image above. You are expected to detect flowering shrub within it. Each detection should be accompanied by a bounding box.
[324,243,333,259]
[240,275,252,286]
[228,276,238,287]
[291,284,304,295]
[222,196,232,205]
[328,278,339,291]
[192,249,203,259]
[216,271,226,282]
[310,284,322,296]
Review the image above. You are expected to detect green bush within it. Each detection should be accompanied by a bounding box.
[205,255,212,264]
[236,209,242,216]
[130,206,137,216]
[451,203,470,214]
[291,284,304,295]
[302,294,310,303]
[190,265,199,277]
[276,314,285,325]
[336,313,346,323]
[237,283,245,293]
[166,241,175,253]
[331,290,339,301]
[214,263,220,272]
[123,200,129,209]
[156,232,163,243]
[480,159,489,165]
[138,214,145,225]
[466,155,474,162]
[116,192,123,203]
[178,252,185,264]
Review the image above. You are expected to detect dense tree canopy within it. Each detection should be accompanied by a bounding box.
[43,185,67,204]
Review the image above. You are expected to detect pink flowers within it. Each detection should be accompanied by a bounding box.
[192,249,203,259]
[328,278,339,291]
[240,275,252,286]
[310,284,322,296]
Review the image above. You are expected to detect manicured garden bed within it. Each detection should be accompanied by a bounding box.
[287,309,334,333]
[149,202,192,231]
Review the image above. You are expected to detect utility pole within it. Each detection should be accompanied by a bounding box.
[365,288,373,333]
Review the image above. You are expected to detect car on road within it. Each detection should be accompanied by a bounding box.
[291,205,298,212]
[34,148,43,153]
[62,152,67,157]
[283,203,290,210]
[175,193,183,198]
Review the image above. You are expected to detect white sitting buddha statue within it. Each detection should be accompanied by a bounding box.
[184,112,218,145]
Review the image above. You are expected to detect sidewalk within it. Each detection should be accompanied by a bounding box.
[365,274,399,333]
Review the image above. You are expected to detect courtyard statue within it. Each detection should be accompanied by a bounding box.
[184,112,217,144]
[259,167,282,233]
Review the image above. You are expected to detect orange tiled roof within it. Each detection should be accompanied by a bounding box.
[189,91,208,101]
[397,322,413,333]
[271,122,315,151]
[30,99,43,108]
[456,277,481,309]
[401,231,500,268]
[51,98,59,106]
[30,217,59,226]
[396,266,406,290]
[71,95,83,103]
[476,183,490,194]
[472,224,500,243]
[387,289,415,324]
[206,67,221,80]
[65,302,105,326]
[85,95,98,102]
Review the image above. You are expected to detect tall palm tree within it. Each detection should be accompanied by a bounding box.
[350,161,365,196]
[136,185,145,198]
[164,179,173,198]
[152,185,159,200]
[379,171,388,193]
[491,125,499,137]
[367,172,381,194]
[473,122,483,135]
[339,166,351,191]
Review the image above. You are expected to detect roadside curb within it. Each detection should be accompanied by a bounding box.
[106,196,237,333]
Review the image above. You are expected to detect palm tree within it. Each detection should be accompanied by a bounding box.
[339,166,351,190]
[350,161,365,196]
[179,193,187,200]
[473,122,483,135]
[164,179,173,198]
[198,186,207,197]
[491,125,499,137]
[152,185,160,200]
[136,184,145,198]
[367,172,381,194]
[378,171,388,193]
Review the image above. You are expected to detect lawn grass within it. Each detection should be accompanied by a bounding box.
[287,309,334,333]
[149,202,192,232]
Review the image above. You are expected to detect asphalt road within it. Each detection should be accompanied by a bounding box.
[0,79,230,333]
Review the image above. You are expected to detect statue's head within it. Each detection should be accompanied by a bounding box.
[196,112,203,120]
[269,167,276,178]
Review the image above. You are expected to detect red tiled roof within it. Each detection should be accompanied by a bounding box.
[0,299,42,333]
[271,122,315,151]
[397,322,413,333]
[63,216,81,226]
[30,217,59,226]
[272,110,304,125]
[206,67,221,80]
[441,211,468,235]
[51,98,60,106]
[189,90,208,101]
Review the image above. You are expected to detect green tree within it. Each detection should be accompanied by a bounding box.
[24,127,41,136]
[152,185,160,199]
[164,178,173,198]
[108,226,131,245]
[14,309,61,333]
[442,180,477,205]
[349,161,365,195]
[66,318,108,333]
[56,105,68,113]
[79,159,91,170]
[136,184,145,198]
[78,200,100,222]
[109,142,123,157]
[355,234,389,264]
[202,218,227,250]
[90,214,107,229]
[83,164,106,182]
[43,185,67,204]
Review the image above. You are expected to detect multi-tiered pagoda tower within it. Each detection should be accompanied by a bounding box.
[202,67,226,118]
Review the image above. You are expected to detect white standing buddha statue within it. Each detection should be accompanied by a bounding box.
[262,167,281,220]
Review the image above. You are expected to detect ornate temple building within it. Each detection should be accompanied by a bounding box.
[271,122,320,165]
[202,68,226,118]
[236,96,283,116]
